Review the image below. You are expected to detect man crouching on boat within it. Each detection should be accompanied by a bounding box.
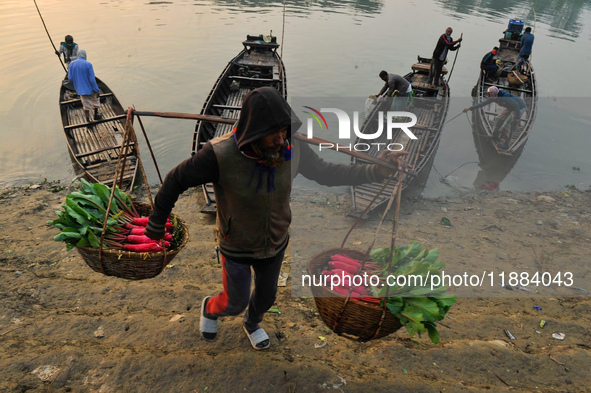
[144,87,409,350]
[463,86,526,150]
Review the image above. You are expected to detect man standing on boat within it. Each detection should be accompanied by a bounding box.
[67,50,103,123]
[375,71,413,111]
[462,86,526,150]
[144,87,409,350]
[55,35,79,65]
[516,27,535,73]
[428,27,462,88]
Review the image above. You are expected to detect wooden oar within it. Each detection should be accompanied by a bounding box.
[447,33,463,83]
[33,0,67,73]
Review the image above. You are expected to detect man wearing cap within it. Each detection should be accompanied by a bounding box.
[463,86,527,150]
[68,50,103,123]
[480,47,500,81]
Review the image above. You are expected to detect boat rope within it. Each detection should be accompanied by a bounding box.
[33,0,67,73]
[433,162,478,194]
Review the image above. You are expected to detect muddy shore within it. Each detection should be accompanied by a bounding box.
[1,183,590,392]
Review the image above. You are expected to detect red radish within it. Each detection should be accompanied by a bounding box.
[126,235,170,248]
[331,254,363,265]
[123,243,161,252]
[131,217,150,226]
[130,227,173,241]
[328,261,359,274]
[359,297,381,304]
[332,286,365,299]
[329,258,361,269]
[329,269,354,278]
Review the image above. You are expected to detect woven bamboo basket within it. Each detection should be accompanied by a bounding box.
[76,202,189,280]
[307,247,402,342]
[507,72,528,87]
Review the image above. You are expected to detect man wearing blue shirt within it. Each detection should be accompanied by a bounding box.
[463,86,526,150]
[516,27,535,73]
[520,27,534,60]
[68,50,103,123]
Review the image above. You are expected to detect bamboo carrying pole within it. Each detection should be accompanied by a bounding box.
[132,110,417,176]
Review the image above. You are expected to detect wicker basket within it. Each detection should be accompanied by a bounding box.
[507,72,528,87]
[307,247,402,342]
[76,202,189,280]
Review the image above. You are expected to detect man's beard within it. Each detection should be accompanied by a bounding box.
[251,141,285,168]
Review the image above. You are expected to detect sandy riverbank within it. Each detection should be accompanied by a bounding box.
[1,183,590,392]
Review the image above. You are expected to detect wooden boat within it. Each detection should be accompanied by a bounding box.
[349,56,450,217]
[59,77,139,191]
[191,33,287,213]
[473,20,538,157]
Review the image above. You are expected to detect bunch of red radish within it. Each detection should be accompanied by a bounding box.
[321,254,382,305]
[104,216,175,253]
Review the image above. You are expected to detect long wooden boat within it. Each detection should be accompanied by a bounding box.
[191,33,287,213]
[349,56,449,217]
[59,77,139,191]
[473,20,538,157]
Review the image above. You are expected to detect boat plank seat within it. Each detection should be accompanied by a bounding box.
[75,143,135,159]
[411,63,447,74]
[60,92,114,105]
[483,82,532,94]
[64,114,127,130]
[212,104,242,110]
[228,75,279,83]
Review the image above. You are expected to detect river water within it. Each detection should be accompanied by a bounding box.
[1,0,590,196]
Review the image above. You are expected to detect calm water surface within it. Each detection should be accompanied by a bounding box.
[1,0,590,196]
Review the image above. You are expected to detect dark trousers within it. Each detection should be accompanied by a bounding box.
[204,250,285,333]
[481,64,498,79]
[429,57,445,85]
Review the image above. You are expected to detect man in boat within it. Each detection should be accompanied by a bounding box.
[462,86,526,150]
[375,71,413,112]
[144,87,409,350]
[55,35,79,65]
[67,50,103,123]
[480,47,500,82]
[515,27,535,73]
[427,27,462,88]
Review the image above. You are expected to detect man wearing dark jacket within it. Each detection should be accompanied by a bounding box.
[145,87,408,350]
[428,27,462,87]
[480,47,499,81]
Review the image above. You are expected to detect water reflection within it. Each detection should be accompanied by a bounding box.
[202,0,384,15]
[436,0,589,40]
[471,129,524,191]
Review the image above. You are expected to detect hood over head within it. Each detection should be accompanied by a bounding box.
[234,87,302,151]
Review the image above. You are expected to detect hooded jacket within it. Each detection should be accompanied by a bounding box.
[148,87,385,260]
